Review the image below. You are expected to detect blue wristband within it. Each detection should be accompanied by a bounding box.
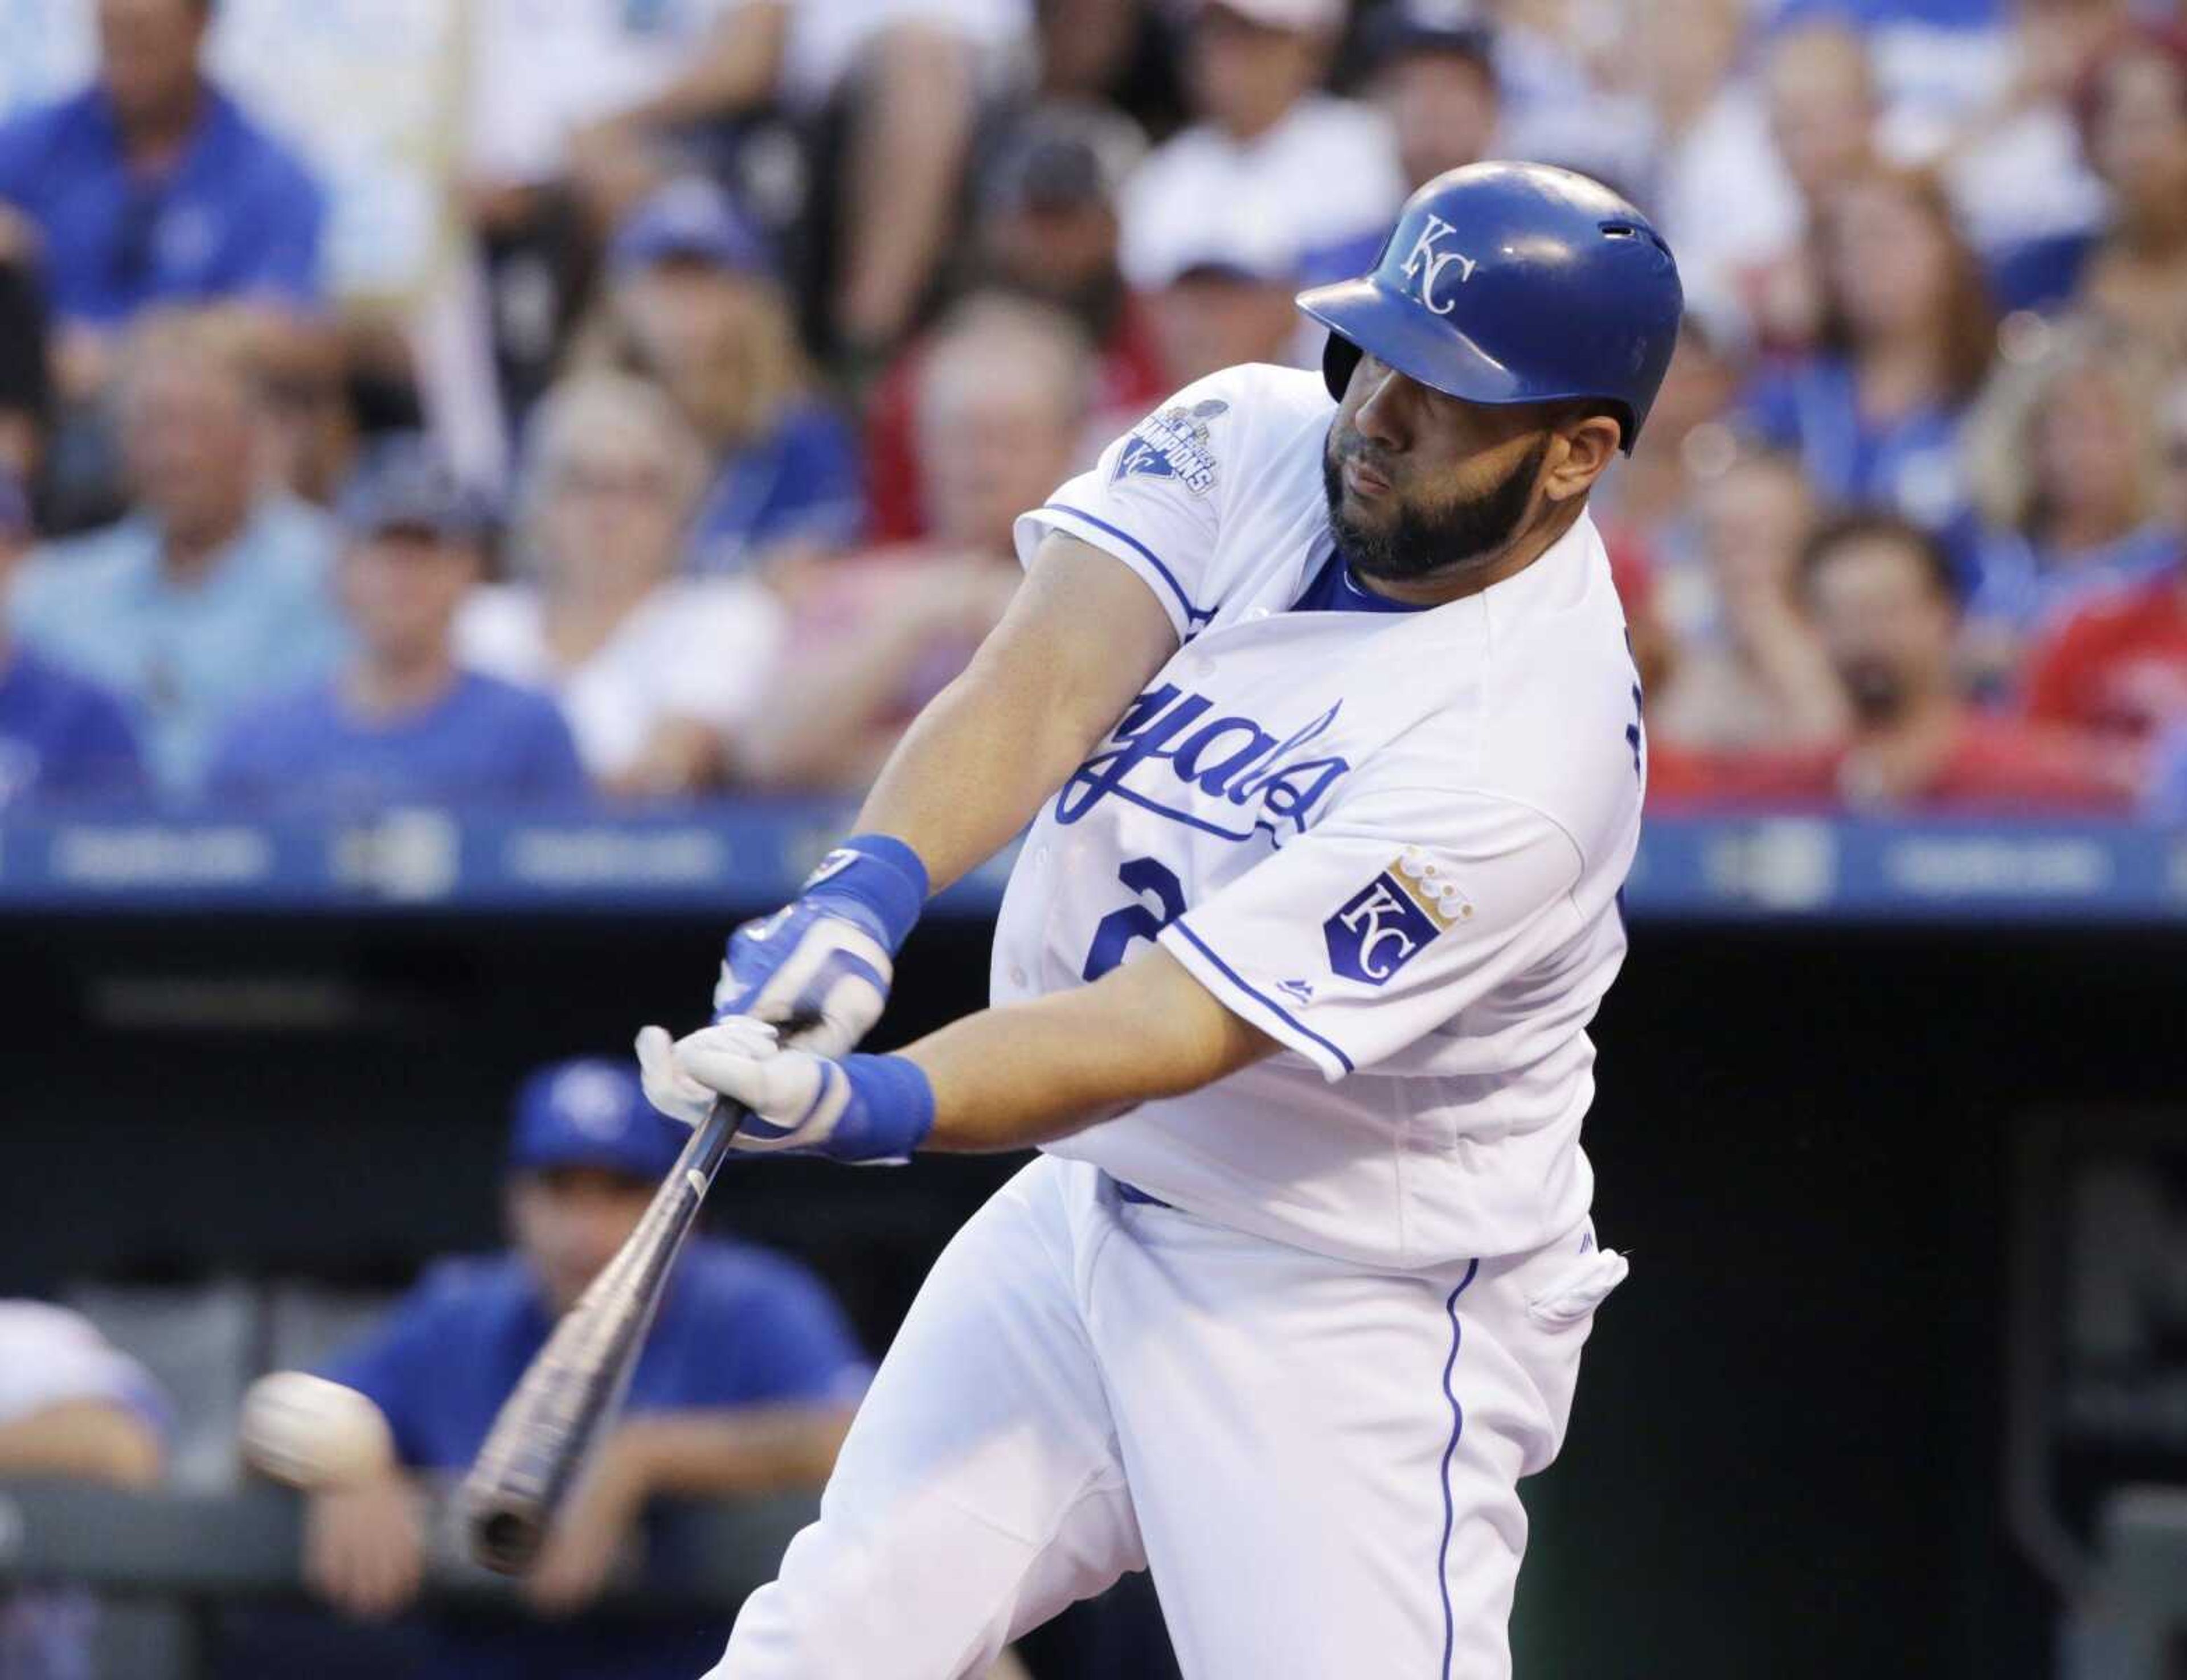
[834,1052,937,1160]
[802,834,929,954]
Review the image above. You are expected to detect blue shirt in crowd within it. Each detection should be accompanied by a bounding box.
[690,401,865,574]
[0,648,144,807]
[323,1239,867,1474]
[0,82,323,326]
[236,1240,865,1680]
[1967,521,2182,642]
[207,670,589,809]
[10,497,345,795]
[1738,355,1976,550]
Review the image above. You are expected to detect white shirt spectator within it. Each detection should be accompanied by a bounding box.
[777,0,1034,111]
[1649,86,1805,312]
[1119,94,1406,293]
[456,579,784,782]
[465,0,743,185]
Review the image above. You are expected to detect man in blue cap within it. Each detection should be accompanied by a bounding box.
[245,1056,868,1677]
[204,433,589,809]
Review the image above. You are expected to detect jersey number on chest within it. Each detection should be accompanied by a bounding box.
[1080,856,1187,981]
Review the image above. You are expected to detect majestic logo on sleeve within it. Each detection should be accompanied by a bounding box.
[1397,213,1479,316]
[1324,848,1471,986]
[1112,399,1228,495]
[1055,682,1350,841]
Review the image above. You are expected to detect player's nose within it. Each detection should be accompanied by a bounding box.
[1350,364,1411,450]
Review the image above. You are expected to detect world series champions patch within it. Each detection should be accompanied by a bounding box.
[1324,848,1472,986]
[1112,398,1228,495]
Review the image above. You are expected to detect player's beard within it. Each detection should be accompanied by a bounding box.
[1321,432,1549,583]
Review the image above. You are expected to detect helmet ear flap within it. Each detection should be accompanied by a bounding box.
[1321,334,1362,403]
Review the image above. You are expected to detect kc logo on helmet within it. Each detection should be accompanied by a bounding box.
[1323,849,1471,986]
[1397,213,1479,316]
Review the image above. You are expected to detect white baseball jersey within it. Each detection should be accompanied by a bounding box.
[1002,363,1645,1270]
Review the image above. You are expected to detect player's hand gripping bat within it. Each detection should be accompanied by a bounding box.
[458,1097,744,1574]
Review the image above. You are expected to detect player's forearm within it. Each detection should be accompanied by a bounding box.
[851,662,1087,892]
[904,949,1277,1153]
[851,533,1178,893]
[613,1406,854,1497]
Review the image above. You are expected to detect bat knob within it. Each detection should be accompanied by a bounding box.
[467,1498,548,1576]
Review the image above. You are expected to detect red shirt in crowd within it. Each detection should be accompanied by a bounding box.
[862,292,1171,543]
[2024,571,2187,743]
[1648,712,2129,813]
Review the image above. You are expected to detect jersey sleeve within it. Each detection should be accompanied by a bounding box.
[1157,786,1589,1080]
[1014,370,1246,641]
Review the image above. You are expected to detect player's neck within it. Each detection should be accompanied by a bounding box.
[1354,497,1586,609]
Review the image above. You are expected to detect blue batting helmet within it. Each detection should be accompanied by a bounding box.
[1296,161,1683,453]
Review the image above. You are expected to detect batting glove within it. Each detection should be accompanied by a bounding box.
[713,834,928,1057]
[634,1019,935,1165]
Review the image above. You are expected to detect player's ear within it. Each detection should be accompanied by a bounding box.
[1541,415,1623,504]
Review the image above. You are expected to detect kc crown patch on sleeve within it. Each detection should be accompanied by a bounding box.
[1323,847,1473,986]
[1112,398,1228,495]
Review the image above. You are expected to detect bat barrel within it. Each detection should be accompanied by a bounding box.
[460,1099,742,1574]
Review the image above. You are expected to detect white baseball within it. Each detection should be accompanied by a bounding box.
[240,1371,395,1489]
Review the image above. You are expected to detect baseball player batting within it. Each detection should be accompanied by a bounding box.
[637,160,1682,1677]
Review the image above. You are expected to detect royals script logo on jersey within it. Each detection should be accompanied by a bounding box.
[1113,399,1228,495]
[1324,849,1471,985]
[1055,682,1351,841]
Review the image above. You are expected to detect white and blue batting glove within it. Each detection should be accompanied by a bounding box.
[712,834,928,1057]
[634,1019,935,1164]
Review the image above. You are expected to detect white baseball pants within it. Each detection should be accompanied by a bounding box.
[706,1155,1625,1679]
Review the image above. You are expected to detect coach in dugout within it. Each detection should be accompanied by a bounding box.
[237,1058,868,1680]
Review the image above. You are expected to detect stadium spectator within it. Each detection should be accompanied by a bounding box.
[1119,0,1404,300]
[866,101,1164,542]
[244,1059,865,1675]
[206,437,586,811]
[2070,22,2187,364]
[9,310,343,796]
[1801,513,2127,809]
[1747,19,1880,347]
[567,0,1035,362]
[463,0,749,224]
[0,0,326,401]
[0,257,52,491]
[1591,308,1750,576]
[596,178,863,574]
[1738,166,1994,541]
[457,372,784,797]
[1609,0,1805,318]
[1378,1,1500,191]
[1650,450,1848,753]
[244,311,361,511]
[1145,241,1304,390]
[1959,325,2180,684]
[748,296,1087,790]
[1924,0,2114,313]
[2022,370,2187,748]
[0,468,142,809]
[1034,0,1189,136]
[0,1300,169,1680]
[1770,0,2016,156]
[1297,0,1500,289]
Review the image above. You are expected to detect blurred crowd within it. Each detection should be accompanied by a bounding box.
[0,0,2184,818]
